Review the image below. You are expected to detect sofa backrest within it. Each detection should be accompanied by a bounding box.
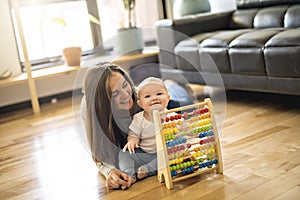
[236,0,300,9]
[230,2,300,29]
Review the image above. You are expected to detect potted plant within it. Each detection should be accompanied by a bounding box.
[123,0,136,28]
[50,15,101,66]
[50,17,82,66]
[62,46,82,67]
[115,0,144,55]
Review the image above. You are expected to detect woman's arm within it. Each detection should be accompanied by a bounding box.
[81,98,131,189]
[95,160,132,190]
[95,160,114,178]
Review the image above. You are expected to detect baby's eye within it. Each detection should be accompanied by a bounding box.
[157,92,163,95]
[144,95,151,98]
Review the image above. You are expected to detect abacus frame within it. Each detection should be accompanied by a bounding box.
[153,98,223,189]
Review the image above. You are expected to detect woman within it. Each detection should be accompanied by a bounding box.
[81,63,139,190]
[80,63,182,190]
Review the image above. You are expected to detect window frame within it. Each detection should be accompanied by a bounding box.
[11,0,105,70]
[10,0,166,71]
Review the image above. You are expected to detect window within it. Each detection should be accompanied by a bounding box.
[10,0,162,70]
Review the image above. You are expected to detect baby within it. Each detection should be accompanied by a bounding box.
[118,77,170,183]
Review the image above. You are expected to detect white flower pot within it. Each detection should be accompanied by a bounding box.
[114,27,144,56]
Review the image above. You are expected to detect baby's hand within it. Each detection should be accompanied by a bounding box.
[123,138,139,154]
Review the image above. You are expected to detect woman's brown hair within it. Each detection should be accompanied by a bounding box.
[94,63,137,146]
[82,62,137,165]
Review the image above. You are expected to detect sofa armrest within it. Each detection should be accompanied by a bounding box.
[156,11,232,68]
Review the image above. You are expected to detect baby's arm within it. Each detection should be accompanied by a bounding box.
[123,131,140,154]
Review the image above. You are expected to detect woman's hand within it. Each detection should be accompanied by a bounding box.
[106,169,133,190]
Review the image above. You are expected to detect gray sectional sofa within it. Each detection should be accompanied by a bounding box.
[156,0,300,95]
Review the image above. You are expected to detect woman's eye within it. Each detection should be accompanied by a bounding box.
[112,91,119,97]
[122,81,128,88]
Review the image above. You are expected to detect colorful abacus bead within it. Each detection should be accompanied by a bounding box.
[184,112,189,119]
[171,170,178,177]
[207,155,213,160]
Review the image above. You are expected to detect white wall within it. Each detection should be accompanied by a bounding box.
[209,0,237,13]
[0,72,78,106]
[0,0,22,76]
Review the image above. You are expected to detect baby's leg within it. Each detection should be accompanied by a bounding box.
[137,166,148,179]
[137,155,157,179]
[118,150,136,180]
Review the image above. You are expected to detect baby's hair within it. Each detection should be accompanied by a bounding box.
[136,77,168,99]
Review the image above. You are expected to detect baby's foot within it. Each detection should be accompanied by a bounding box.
[137,166,148,179]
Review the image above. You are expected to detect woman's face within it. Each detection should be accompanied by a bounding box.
[109,72,133,110]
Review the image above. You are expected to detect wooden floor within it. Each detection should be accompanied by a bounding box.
[0,90,299,200]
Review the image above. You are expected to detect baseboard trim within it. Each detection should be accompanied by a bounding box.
[0,89,81,114]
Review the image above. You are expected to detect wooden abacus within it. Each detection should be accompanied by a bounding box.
[153,98,223,189]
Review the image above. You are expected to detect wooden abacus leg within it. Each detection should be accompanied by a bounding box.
[158,167,173,189]
[154,110,174,189]
[157,168,164,183]
[215,140,223,174]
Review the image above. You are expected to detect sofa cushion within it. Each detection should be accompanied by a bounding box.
[175,30,251,73]
[229,28,282,47]
[199,29,252,73]
[253,5,288,28]
[264,29,300,77]
[175,33,214,71]
[265,46,300,77]
[175,27,300,77]
[285,5,300,28]
[200,29,251,47]
[228,28,280,75]
[265,29,300,46]
[229,9,258,29]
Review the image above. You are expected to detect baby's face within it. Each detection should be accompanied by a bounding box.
[138,84,170,113]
